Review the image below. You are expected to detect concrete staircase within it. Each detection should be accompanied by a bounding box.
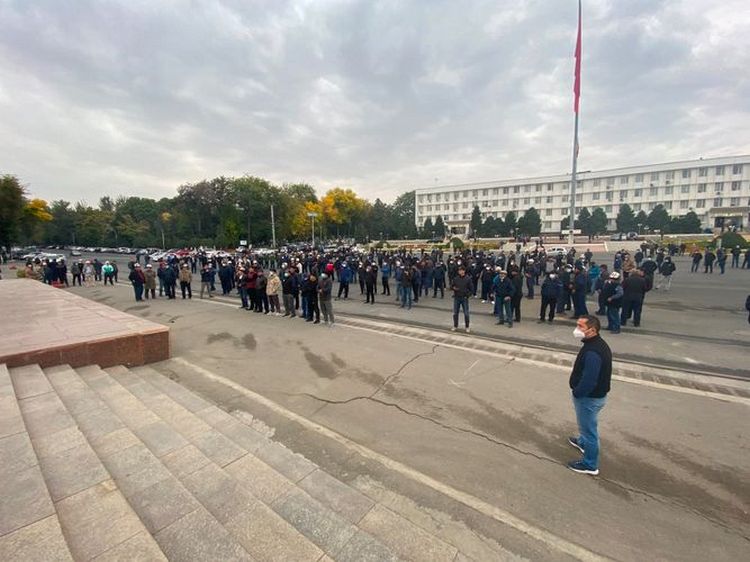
[0,361,467,561]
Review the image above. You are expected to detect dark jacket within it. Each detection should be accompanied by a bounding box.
[569,335,612,398]
[541,277,562,299]
[622,275,647,301]
[451,274,474,298]
[492,275,515,299]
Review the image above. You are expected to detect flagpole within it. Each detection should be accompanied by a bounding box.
[568,0,582,246]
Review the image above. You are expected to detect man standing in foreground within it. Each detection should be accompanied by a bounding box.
[451,265,474,333]
[567,315,612,476]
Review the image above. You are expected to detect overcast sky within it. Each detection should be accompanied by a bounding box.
[1,0,748,205]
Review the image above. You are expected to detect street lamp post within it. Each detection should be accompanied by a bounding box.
[307,212,318,249]
[270,204,276,248]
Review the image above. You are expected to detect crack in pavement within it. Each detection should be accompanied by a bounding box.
[281,390,750,541]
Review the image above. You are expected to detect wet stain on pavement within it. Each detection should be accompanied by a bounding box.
[207,332,234,345]
[303,349,339,379]
[330,353,346,368]
[243,334,257,350]
[124,305,149,312]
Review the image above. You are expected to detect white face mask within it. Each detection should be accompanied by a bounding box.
[573,327,587,340]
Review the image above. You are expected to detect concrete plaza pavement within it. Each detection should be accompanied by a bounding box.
[65,273,750,561]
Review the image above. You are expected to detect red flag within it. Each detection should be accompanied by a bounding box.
[573,0,582,114]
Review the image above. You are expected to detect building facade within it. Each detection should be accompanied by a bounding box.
[414,155,750,235]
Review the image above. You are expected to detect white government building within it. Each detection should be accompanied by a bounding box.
[414,155,750,236]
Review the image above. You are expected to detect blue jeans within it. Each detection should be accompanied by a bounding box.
[494,298,512,325]
[453,296,470,328]
[400,286,412,309]
[573,396,607,470]
[606,304,621,332]
[301,295,309,318]
[238,287,249,309]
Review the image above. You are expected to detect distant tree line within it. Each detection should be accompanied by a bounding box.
[0,174,421,250]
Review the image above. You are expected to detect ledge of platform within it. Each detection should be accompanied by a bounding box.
[0,279,169,368]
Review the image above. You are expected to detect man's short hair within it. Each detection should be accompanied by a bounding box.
[581,314,600,333]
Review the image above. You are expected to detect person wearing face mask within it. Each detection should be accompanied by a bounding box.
[318,271,334,326]
[567,315,612,475]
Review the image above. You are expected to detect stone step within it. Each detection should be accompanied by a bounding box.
[102,362,387,561]
[6,363,165,561]
[50,364,255,561]
[138,359,462,562]
[0,363,72,561]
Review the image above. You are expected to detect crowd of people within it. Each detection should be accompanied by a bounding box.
[10,241,750,330]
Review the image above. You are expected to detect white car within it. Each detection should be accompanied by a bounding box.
[546,246,568,256]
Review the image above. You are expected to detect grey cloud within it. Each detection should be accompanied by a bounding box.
[0,0,748,205]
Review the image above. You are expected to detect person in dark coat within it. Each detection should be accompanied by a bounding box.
[539,272,562,323]
[492,269,515,327]
[621,269,648,327]
[128,264,146,301]
[510,268,524,323]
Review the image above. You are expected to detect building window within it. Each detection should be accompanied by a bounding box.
[664,186,673,195]
[463,191,468,198]
[481,189,487,196]
[502,200,508,207]
[679,200,688,209]
[545,209,552,216]
[562,195,569,203]
[680,185,690,194]
[713,198,722,207]
[715,166,724,176]
[512,200,518,208]
[534,197,541,204]
[666,171,675,180]
[462,202,468,209]
[731,181,741,191]
[733,164,743,174]
[699,167,707,177]
[513,186,520,194]
[546,196,552,203]
[444,204,449,210]
[696,199,706,208]
[547,183,554,191]
[593,179,600,187]
[730,197,740,206]
[491,200,498,206]
[502,187,509,195]
[562,182,569,190]
[523,198,530,205]
[523,185,530,193]
[649,187,658,196]
[682,169,691,179]
[650,172,659,181]
[648,203,656,211]
[634,189,642,197]
[664,201,672,210]
[493,188,499,195]
[592,192,600,200]
[715,182,724,192]
[575,193,582,202]
[697,183,707,193]
[605,205,612,213]
[605,192,613,201]
[633,203,642,211]
[535,184,542,192]
[635,174,643,183]
[472,190,478,197]
[620,176,628,184]
[620,190,628,200]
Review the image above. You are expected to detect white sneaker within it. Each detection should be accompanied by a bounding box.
[451,327,457,332]
[481,300,487,303]
[465,327,471,333]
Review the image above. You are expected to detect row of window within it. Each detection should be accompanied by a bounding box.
[418,165,746,203]
[417,198,749,224]
[418,182,747,213]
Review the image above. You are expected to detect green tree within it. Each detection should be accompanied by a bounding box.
[517,207,541,236]
[0,174,26,251]
[647,204,670,233]
[635,210,648,232]
[391,191,417,239]
[422,217,434,238]
[616,204,636,233]
[504,211,517,236]
[577,207,592,235]
[480,216,496,237]
[434,215,446,238]
[681,211,702,234]
[469,205,482,237]
[589,208,608,235]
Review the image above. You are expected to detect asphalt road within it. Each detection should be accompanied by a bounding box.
[60,266,750,562]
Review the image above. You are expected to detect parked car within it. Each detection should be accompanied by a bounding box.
[546,246,567,256]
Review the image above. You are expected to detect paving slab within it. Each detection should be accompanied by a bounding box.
[17,392,76,436]
[102,443,172,495]
[216,419,269,453]
[0,394,25,438]
[334,529,400,562]
[55,479,145,560]
[0,431,38,475]
[161,444,212,479]
[0,464,55,536]
[182,463,261,524]
[9,364,53,399]
[155,508,254,562]
[225,503,322,562]
[271,486,358,557]
[189,428,247,467]
[298,468,375,524]
[38,441,110,502]
[89,427,141,458]
[91,530,167,561]
[358,504,458,562]
[127,476,200,533]
[0,514,72,562]
[254,439,317,482]
[134,420,189,458]
[225,452,293,504]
